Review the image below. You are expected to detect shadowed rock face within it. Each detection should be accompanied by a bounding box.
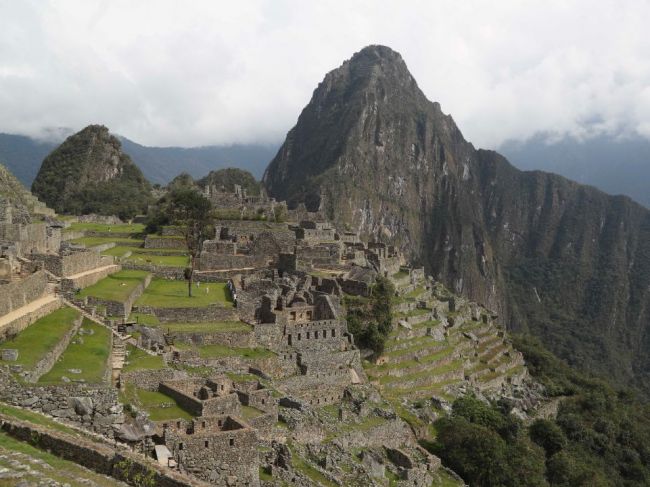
[264,45,650,393]
[32,125,152,218]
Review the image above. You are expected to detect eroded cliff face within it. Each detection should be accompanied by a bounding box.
[264,45,650,392]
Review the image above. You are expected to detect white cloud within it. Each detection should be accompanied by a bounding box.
[0,0,649,148]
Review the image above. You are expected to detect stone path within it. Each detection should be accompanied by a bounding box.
[0,294,59,332]
[64,265,119,281]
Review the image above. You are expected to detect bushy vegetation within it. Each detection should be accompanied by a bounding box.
[430,335,650,486]
[345,276,394,354]
[196,167,262,196]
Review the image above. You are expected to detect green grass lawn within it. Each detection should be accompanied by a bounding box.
[120,383,193,421]
[38,320,110,385]
[135,279,233,308]
[175,343,274,360]
[158,321,251,333]
[122,344,165,372]
[77,270,150,302]
[66,222,145,234]
[125,253,190,267]
[0,307,80,369]
[70,236,145,247]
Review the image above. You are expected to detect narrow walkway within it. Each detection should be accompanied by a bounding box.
[64,264,120,281]
[0,294,59,330]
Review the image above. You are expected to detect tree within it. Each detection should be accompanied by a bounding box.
[168,188,212,297]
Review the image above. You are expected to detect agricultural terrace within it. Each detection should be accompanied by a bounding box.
[135,279,233,308]
[0,307,80,370]
[76,270,150,302]
[38,320,111,385]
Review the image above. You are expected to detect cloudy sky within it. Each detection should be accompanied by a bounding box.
[1,0,649,148]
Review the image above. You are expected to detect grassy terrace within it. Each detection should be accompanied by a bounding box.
[125,253,190,267]
[70,236,144,247]
[156,321,252,333]
[122,345,165,372]
[0,307,80,370]
[77,270,150,302]
[383,336,447,358]
[369,346,456,375]
[135,279,233,308]
[121,383,192,421]
[378,359,464,385]
[38,320,111,385]
[66,222,145,234]
[0,432,125,487]
[175,343,274,360]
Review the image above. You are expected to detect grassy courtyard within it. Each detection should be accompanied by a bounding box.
[135,279,233,308]
[38,320,111,385]
[66,222,145,234]
[122,344,165,372]
[175,343,274,360]
[156,321,251,333]
[120,383,193,421]
[125,253,190,267]
[0,307,80,370]
[77,270,150,302]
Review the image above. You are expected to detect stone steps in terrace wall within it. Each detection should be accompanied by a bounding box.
[0,294,61,341]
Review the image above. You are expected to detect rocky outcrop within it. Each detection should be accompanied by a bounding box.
[263,45,650,394]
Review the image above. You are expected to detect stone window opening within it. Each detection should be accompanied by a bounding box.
[229,438,235,446]
[202,421,206,428]
[179,443,184,451]
[176,421,181,429]
[298,333,301,341]
[218,420,222,427]
[205,440,209,448]
[262,398,265,405]
[315,331,319,339]
[332,329,336,337]
[306,332,310,339]
[323,330,327,338]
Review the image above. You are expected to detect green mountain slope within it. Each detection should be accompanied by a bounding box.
[32,125,152,219]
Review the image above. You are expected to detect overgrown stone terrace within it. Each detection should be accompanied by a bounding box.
[0,185,547,486]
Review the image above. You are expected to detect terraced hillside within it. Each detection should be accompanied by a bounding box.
[362,268,530,440]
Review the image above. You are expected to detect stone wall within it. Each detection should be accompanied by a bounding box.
[0,269,48,317]
[144,236,187,250]
[163,417,259,486]
[170,329,256,348]
[34,249,104,277]
[23,314,83,383]
[120,368,190,391]
[122,261,185,279]
[0,296,61,342]
[0,415,211,487]
[61,264,121,293]
[198,253,264,271]
[158,382,241,417]
[86,274,151,319]
[134,304,239,324]
[0,368,122,437]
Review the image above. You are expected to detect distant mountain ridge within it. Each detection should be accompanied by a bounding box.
[500,133,650,208]
[0,132,278,186]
